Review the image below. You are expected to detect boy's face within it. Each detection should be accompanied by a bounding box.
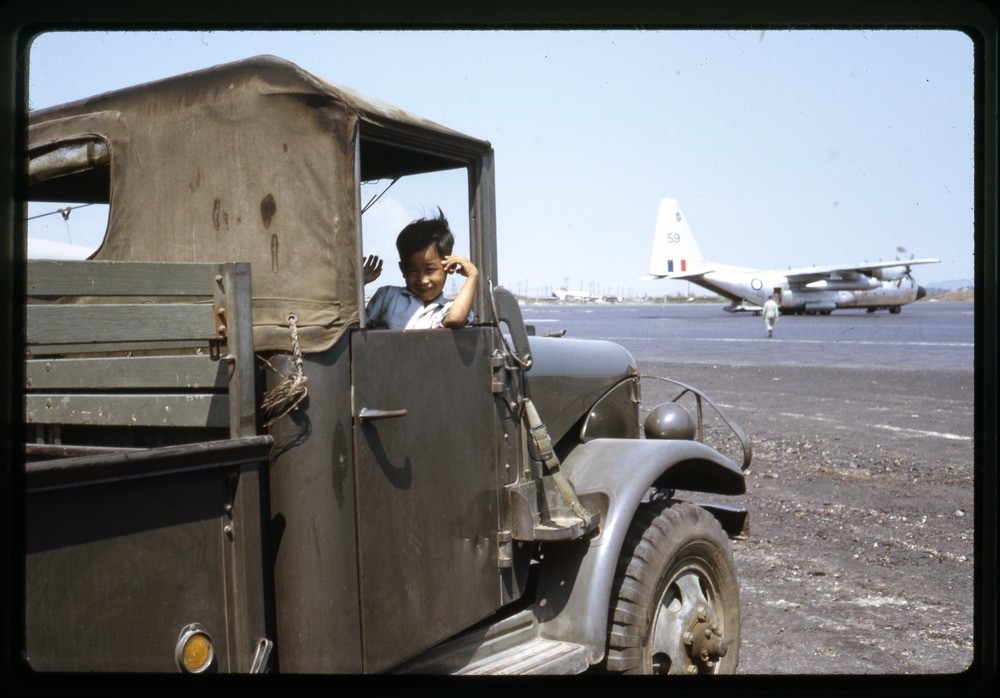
[400,243,447,303]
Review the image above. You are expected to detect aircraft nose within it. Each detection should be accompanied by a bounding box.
[916,285,927,300]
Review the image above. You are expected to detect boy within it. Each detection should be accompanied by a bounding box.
[364,209,478,329]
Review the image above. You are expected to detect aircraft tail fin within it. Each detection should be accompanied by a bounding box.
[648,198,707,278]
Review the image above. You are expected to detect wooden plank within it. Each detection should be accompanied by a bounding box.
[27,260,218,297]
[27,339,213,356]
[26,303,221,345]
[25,393,230,428]
[25,355,228,391]
[23,261,258,439]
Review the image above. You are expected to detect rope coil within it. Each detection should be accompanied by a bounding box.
[260,313,309,428]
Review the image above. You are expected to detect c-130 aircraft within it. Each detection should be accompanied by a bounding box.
[646,198,939,315]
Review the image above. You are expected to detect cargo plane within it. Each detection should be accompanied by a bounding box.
[646,198,939,315]
[551,288,597,302]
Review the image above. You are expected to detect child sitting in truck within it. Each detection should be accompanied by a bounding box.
[363,208,478,329]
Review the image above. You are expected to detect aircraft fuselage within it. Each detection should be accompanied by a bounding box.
[698,268,927,314]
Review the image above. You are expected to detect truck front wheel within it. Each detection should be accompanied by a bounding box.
[604,501,740,674]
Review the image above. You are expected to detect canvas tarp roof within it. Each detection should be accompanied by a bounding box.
[27,55,493,354]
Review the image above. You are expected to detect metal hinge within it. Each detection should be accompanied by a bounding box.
[497,529,513,569]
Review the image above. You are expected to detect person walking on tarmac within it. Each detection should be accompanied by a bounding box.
[763,294,780,338]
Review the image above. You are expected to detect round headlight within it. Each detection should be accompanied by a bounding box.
[643,403,696,440]
[175,623,215,673]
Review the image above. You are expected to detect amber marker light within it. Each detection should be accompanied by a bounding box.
[175,623,215,673]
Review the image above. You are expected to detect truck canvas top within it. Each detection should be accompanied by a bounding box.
[27,54,493,354]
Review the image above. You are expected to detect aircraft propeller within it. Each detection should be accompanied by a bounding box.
[894,253,917,286]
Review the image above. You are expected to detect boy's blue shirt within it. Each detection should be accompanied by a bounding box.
[366,285,473,329]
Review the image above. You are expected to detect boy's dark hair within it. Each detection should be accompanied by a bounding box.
[396,208,454,261]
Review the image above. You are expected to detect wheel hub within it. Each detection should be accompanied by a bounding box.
[682,605,729,673]
[651,570,730,674]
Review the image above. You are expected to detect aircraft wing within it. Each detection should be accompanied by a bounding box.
[782,258,939,283]
[27,238,97,260]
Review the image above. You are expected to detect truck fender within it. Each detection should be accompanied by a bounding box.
[532,438,745,665]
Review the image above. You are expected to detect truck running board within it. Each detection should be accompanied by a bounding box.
[392,610,589,675]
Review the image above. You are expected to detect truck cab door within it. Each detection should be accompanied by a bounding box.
[350,326,501,672]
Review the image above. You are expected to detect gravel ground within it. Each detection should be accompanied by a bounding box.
[636,360,978,679]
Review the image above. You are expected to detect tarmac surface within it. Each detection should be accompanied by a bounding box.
[524,300,981,681]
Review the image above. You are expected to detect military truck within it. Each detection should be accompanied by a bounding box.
[21,55,751,675]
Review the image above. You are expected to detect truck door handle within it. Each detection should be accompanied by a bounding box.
[357,407,408,421]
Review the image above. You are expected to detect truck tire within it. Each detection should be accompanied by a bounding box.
[604,500,740,674]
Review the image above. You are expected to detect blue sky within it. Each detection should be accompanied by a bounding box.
[25,29,974,297]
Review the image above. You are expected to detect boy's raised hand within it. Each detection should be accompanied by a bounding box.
[363,255,383,284]
[442,254,478,278]
[441,254,479,328]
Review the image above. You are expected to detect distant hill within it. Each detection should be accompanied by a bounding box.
[927,288,974,302]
